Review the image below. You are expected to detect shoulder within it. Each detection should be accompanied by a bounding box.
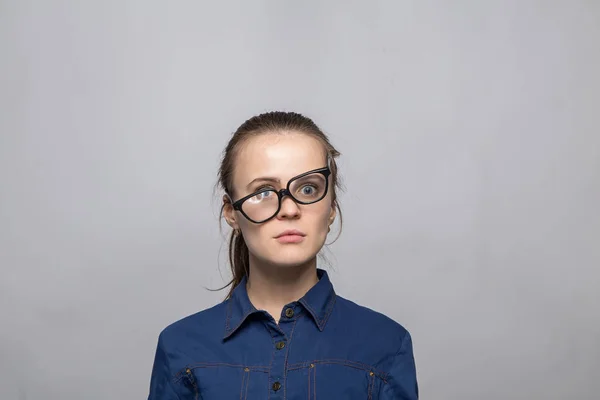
[334,295,411,350]
[158,301,227,345]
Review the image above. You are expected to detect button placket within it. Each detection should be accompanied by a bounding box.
[267,329,287,398]
[267,306,297,398]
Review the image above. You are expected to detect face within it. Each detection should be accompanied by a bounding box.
[223,132,336,269]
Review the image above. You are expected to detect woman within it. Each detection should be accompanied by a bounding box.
[148,111,418,399]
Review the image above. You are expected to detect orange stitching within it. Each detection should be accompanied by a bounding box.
[367,371,375,399]
[313,363,316,400]
[173,364,269,383]
[307,363,311,400]
[320,295,337,329]
[239,369,246,400]
[225,298,232,332]
[244,368,250,400]
[282,317,298,399]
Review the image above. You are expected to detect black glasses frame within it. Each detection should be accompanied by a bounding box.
[231,166,331,224]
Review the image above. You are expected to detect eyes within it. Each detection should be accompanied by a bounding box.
[233,167,330,222]
[300,185,317,196]
[249,183,319,202]
[239,169,329,210]
[250,188,275,202]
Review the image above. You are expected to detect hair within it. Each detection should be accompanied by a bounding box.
[217,111,344,299]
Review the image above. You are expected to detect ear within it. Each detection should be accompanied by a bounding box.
[328,201,337,226]
[223,194,239,230]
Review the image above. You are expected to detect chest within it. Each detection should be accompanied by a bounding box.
[174,358,387,400]
[172,305,392,399]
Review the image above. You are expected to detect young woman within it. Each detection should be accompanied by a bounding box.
[148,111,418,399]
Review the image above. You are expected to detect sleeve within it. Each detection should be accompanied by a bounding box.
[147,332,181,400]
[381,330,419,400]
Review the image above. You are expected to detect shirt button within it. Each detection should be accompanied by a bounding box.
[272,381,282,391]
[275,341,286,350]
[285,308,294,318]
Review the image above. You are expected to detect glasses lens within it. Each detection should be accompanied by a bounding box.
[289,172,327,203]
[241,189,279,222]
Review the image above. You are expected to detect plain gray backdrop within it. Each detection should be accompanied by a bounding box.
[1,1,599,399]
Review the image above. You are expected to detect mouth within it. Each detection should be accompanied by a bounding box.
[275,229,306,243]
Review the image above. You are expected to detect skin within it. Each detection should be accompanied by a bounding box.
[223,131,336,323]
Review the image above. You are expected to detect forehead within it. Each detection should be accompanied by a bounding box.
[233,132,326,189]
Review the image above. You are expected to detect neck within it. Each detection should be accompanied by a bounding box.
[246,257,319,323]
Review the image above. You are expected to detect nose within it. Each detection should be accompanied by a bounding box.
[277,194,300,219]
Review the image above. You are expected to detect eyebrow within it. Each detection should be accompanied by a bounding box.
[244,164,328,192]
[246,176,281,190]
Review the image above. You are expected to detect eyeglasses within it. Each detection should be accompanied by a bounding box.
[231,166,331,224]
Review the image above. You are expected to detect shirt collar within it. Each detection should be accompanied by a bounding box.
[223,268,337,339]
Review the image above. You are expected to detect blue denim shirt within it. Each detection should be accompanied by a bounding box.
[148,269,418,399]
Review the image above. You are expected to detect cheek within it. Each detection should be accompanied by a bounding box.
[312,200,334,223]
[237,222,275,257]
[305,207,333,239]
[238,220,263,243]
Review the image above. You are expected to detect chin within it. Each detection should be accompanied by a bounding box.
[269,256,312,269]
[248,239,323,269]
[264,249,316,269]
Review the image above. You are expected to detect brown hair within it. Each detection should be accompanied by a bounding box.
[217,111,343,298]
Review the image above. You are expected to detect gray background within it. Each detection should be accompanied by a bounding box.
[1,1,599,399]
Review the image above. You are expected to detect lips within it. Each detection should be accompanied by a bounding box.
[275,229,306,238]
